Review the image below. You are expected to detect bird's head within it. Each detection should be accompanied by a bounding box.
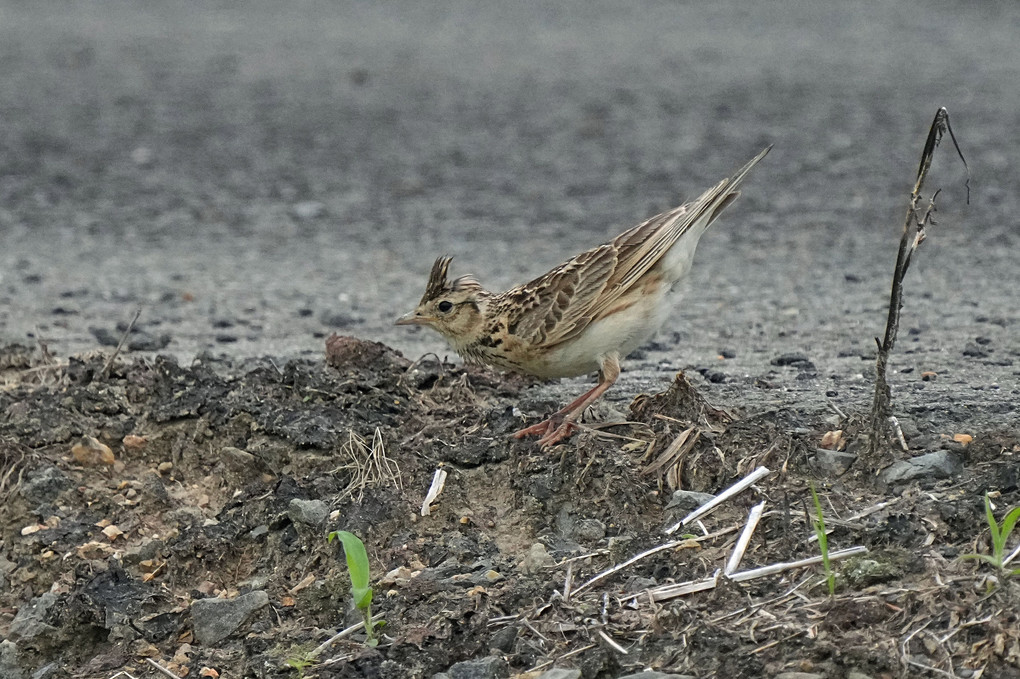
[395,256,490,344]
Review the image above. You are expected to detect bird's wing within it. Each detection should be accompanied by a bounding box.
[501,147,770,350]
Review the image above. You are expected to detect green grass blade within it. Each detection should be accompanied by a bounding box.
[328,530,374,610]
[998,506,1020,546]
[984,494,1002,549]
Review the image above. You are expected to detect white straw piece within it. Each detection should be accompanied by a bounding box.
[728,545,868,582]
[664,466,771,535]
[420,468,448,516]
[724,501,766,575]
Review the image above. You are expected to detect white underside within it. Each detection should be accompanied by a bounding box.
[531,221,709,378]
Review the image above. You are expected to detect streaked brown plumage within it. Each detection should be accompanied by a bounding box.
[397,146,770,446]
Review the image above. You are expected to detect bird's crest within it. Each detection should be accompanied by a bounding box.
[421,256,482,304]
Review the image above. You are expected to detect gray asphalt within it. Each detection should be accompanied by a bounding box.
[2,1,1017,433]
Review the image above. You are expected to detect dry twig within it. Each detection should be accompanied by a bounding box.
[868,108,968,461]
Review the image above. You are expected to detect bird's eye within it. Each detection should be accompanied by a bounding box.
[437,300,454,313]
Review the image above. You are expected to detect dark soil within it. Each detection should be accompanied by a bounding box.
[2,337,1019,679]
[2,3,1020,679]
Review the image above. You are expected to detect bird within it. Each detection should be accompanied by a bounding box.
[396,146,770,447]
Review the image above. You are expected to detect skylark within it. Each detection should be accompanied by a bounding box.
[397,146,770,447]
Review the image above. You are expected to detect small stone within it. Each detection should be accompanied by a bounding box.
[665,490,716,511]
[20,466,71,504]
[880,450,963,484]
[615,672,695,679]
[771,353,816,370]
[813,449,857,476]
[71,436,115,466]
[607,535,633,562]
[191,591,269,646]
[221,447,256,469]
[157,461,173,474]
[843,557,902,588]
[9,592,59,640]
[774,674,823,679]
[572,518,606,545]
[962,343,989,358]
[0,640,26,679]
[488,625,517,653]
[519,543,555,574]
[288,499,329,526]
[446,656,509,679]
[320,312,364,329]
[123,435,148,451]
[847,672,875,679]
[31,661,60,679]
[537,669,582,679]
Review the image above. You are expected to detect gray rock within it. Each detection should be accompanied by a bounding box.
[0,640,26,679]
[880,450,963,484]
[191,590,269,645]
[665,490,716,511]
[0,640,25,676]
[847,672,875,679]
[573,518,606,544]
[488,625,517,653]
[9,592,59,640]
[813,449,857,476]
[538,669,581,679]
[519,543,555,574]
[221,446,256,470]
[31,662,60,679]
[774,673,823,679]
[447,656,510,679]
[616,672,695,679]
[122,539,165,566]
[288,498,329,526]
[20,466,71,504]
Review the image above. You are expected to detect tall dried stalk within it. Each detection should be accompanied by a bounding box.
[867,108,968,462]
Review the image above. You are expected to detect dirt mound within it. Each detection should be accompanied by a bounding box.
[1,339,1018,679]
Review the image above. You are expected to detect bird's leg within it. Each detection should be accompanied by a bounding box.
[514,354,621,447]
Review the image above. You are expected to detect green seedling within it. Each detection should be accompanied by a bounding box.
[810,484,836,596]
[327,530,380,645]
[285,651,315,679]
[962,493,1020,578]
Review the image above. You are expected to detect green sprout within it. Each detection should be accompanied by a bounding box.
[327,530,380,645]
[962,493,1020,578]
[810,484,836,596]
[285,651,315,679]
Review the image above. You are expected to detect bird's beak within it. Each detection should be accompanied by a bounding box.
[395,311,431,326]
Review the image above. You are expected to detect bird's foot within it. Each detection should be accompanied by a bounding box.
[513,417,580,448]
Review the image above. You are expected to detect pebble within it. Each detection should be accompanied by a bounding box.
[71,436,115,466]
[0,640,25,679]
[813,449,857,476]
[8,592,59,641]
[537,669,581,679]
[665,490,716,511]
[190,590,269,646]
[288,499,328,526]
[445,655,509,679]
[771,353,816,371]
[20,466,71,504]
[519,543,555,574]
[880,450,963,484]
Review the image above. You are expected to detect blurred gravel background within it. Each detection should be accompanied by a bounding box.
[1,1,1017,429]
